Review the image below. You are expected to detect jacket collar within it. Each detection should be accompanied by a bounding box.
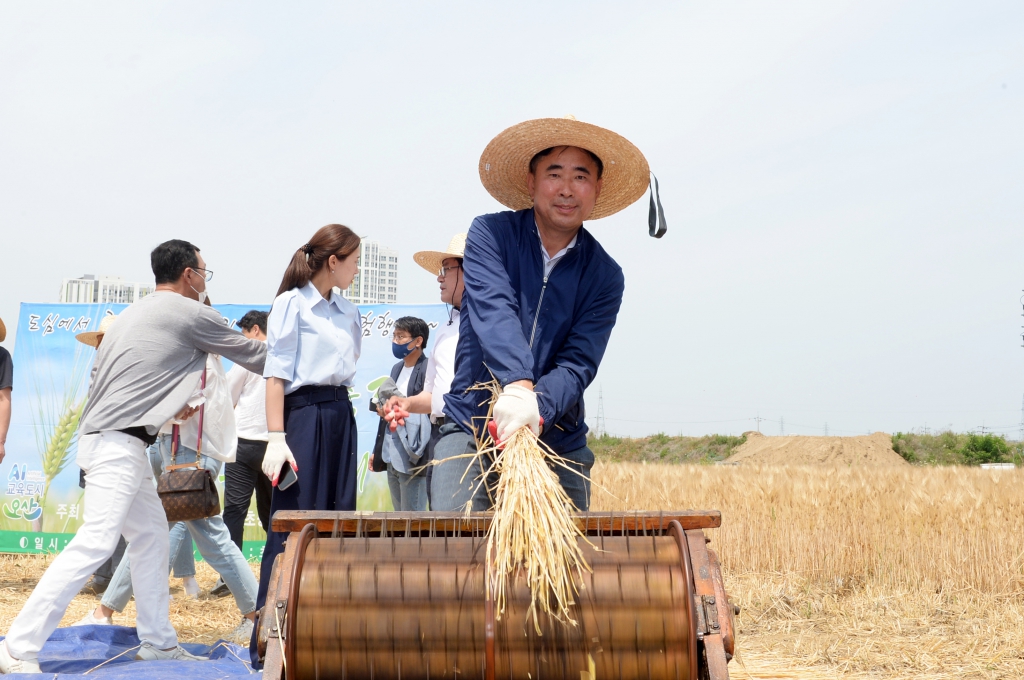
[298,281,348,313]
[524,208,587,268]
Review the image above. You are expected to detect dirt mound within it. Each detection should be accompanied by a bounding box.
[724,431,909,467]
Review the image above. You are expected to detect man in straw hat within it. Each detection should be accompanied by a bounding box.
[0,240,266,674]
[0,316,10,466]
[430,117,662,512]
[74,313,117,350]
[384,234,466,506]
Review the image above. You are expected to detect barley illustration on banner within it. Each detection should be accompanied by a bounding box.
[0,301,450,557]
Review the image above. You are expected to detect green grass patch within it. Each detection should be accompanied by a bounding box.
[891,431,1022,466]
[588,433,747,464]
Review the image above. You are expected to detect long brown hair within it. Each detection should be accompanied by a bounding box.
[276,224,361,298]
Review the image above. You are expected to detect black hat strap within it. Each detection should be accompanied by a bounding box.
[648,173,667,238]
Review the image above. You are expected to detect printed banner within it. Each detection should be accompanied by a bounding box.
[1,301,452,558]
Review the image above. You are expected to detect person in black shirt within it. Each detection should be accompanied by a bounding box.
[0,316,11,466]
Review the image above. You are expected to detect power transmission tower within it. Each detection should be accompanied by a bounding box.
[754,414,764,433]
[779,416,785,436]
[596,385,606,439]
[824,422,829,436]
[1019,393,1024,442]
[1020,289,1024,347]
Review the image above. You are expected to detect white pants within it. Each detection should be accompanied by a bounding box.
[4,432,177,659]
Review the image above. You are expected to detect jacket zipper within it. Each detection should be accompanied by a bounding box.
[528,270,573,431]
[529,248,570,348]
[528,275,549,349]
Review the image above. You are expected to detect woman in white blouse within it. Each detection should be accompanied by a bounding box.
[251,224,362,656]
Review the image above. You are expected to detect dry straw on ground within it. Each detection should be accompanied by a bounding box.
[0,556,253,646]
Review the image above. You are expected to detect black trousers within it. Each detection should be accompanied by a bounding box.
[223,438,271,552]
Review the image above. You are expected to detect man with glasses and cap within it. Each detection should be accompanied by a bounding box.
[384,234,466,507]
[422,117,664,513]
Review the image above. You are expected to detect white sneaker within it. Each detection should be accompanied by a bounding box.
[181,577,200,599]
[0,640,41,674]
[72,610,113,626]
[229,618,254,645]
[134,643,207,662]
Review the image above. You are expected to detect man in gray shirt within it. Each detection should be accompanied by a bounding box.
[0,240,266,673]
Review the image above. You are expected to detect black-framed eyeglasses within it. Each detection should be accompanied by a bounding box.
[191,267,214,282]
[437,264,461,278]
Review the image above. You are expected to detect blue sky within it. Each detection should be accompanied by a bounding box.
[1,2,1022,437]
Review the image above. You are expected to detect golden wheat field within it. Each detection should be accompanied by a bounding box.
[1,462,1021,679]
[591,462,1024,679]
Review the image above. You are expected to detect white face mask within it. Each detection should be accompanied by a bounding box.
[190,283,207,304]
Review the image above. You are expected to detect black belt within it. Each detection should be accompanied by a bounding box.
[84,427,158,447]
[284,384,350,410]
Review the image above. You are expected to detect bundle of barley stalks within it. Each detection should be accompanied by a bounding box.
[473,384,594,634]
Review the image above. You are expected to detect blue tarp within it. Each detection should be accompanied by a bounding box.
[0,626,255,678]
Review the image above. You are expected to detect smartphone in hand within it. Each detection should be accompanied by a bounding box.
[277,464,298,490]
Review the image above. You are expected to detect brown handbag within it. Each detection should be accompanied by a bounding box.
[157,369,221,522]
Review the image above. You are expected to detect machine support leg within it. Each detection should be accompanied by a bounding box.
[686,530,731,680]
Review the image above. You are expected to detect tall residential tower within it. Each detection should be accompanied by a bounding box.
[343,239,399,304]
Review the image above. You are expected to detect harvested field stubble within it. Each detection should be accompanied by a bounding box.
[592,462,1024,678]
[0,555,252,646]
[1,463,1020,678]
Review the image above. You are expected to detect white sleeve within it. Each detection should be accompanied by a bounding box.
[351,309,362,361]
[226,364,247,407]
[264,293,299,381]
[423,353,438,394]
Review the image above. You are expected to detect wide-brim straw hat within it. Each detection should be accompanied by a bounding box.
[0,317,5,343]
[413,233,467,275]
[75,314,118,348]
[479,116,650,220]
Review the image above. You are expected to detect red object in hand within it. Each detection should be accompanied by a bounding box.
[384,404,409,432]
[489,417,543,448]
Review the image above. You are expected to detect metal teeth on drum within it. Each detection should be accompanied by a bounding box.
[258,511,735,680]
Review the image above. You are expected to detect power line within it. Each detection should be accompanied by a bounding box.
[1019,393,1024,442]
[604,416,757,425]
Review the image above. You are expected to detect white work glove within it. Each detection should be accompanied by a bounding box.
[262,432,297,486]
[492,383,541,443]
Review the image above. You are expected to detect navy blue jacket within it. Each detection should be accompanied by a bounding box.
[443,209,625,454]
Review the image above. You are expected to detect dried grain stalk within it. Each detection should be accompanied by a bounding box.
[474,381,594,634]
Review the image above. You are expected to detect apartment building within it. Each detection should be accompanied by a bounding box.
[343,239,398,304]
[60,275,154,305]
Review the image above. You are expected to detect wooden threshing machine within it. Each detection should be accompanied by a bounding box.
[256,511,737,680]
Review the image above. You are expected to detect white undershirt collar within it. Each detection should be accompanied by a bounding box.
[536,222,579,277]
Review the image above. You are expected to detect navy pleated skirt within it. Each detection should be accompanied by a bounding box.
[251,384,357,663]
